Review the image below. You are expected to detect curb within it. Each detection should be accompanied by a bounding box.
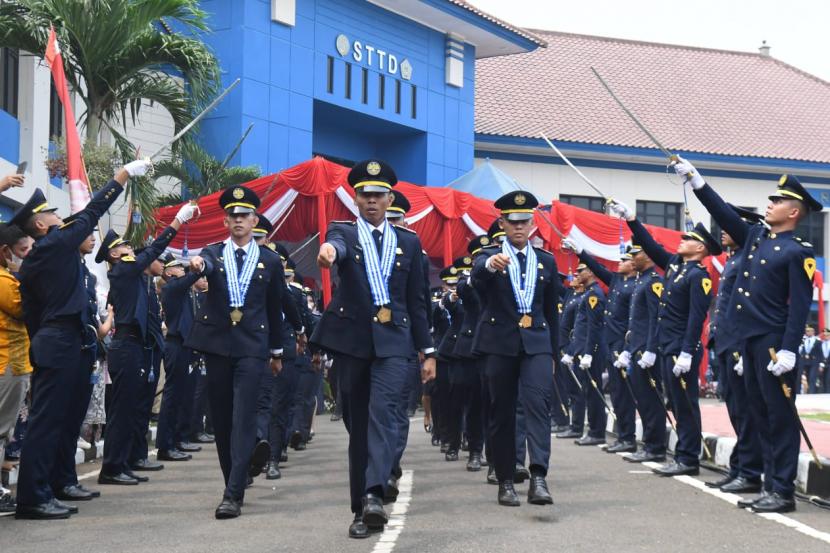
[604,417,830,497]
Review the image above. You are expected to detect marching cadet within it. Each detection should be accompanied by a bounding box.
[798,325,820,393]
[608,199,719,477]
[186,185,287,519]
[554,281,583,440]
[615,244,667,463]
[14,159,152,519]
[439,258,467,462]
[156,253,203,462]
[455,236,491,473]
[561,262,607,446]
[703,205,763,494]
[313,160,435,538]
[549,271,572,435]
[678,157,821,513]
[429,268,455,449]
[97,200,196,485]
[471,191,559,508]
[563,239,637,453]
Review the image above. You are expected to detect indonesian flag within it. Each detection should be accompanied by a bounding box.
[45,26,91,213]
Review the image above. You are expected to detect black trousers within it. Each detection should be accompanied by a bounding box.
[268,357,300,459]
[606,341,635,442]
[447,358,483,454]
[485,353,553,482]
[432,359,451,444]
[130,344,161,466]
[206,354,267,501]
[660,350,703,467]
[189,357,212,437]
[156,337,192,451]
[573,353,607,439]
[628,352,667,454]
[718,350,763,480]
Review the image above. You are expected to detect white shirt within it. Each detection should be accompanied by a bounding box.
[485,244,528,272]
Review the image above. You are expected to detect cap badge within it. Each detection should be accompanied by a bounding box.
[232,188,244,200]
[463,256,472,265]
[515,193,526,206]
[367,161,381,176]
[779,174,788,186]
[481,236,490,245]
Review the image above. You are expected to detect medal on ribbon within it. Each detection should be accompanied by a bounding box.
[356,217,398,324]
[502,240,538,328]
[223,239,260,325]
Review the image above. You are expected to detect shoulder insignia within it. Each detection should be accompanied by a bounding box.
[205,241,224,248]
[59,220,77,230]
[533,246,553,256]
[289,281,303,290]
[121,255,136,263]
[330,220,355,225]
[588,295,598,309]
[651,282,663,297]
[394,225,417,234]
[557,302,563,314]
[804,257,817,280]
[701,277,712,295]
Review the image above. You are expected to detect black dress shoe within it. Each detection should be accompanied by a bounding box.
[440,442,449,453]
[431,435,440,447]
[265,461,281,480]
[445,449,459,462]
[737,490,769,509]
[289,431,303,450]
[51,498,78,514]
[157,449,192,461]
[176,442,202,453]
[194,432,215,443]
[76,484,100,498]
[249,440,271,478]
[720,476,762,494]
[606,440,636,453]
[575,435,606,446]
[246,475,254,488]
[705,474,737,488]
[330,413,342,422]
[498,481,520,506]
[131,459,164,471]
[384,476,399,504]
[466,452,482,472]
[555,429,582,439]
[751,492,796,513]
[361,493,388,528]
[461,437,469,452]
[295,441,306,451]
[348,514,376,538]
[514,465,530,484]
[97,472,139,486]
[487,465,498,485]
[528,476,554,505]
[15,502,71,520]
[215,497,242,519]
[54,485,93,501]
[124,470,149,482]
[279,449,288,463]
[623,450,665,463]
[652,460,699,477]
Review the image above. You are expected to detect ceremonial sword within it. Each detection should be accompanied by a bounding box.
[673,355,713,460]
[613,351,641,410]
[769,348,824,468]
[551,368,570,418]
[636,351,678,430]
[540,133,609,201]
[576,355,617,420]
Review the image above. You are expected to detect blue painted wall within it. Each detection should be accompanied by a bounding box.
[198,0,475,185]
[0,109,20,165]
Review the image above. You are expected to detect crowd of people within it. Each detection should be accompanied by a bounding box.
[0,154,821,536]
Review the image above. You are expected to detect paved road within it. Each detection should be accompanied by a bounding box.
[4,417,830,553]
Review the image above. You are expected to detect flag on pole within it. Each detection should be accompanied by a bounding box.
[45,26,91,213]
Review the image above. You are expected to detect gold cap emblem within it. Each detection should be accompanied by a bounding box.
[779,174,788,186]
[481,236,489,245]
[515,193,526,206]
[367,161,381,176]
[232,187,244,199]
[463,256,472,265]
[450,267,458,275]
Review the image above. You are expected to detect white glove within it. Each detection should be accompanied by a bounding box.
[175,203,200,224]
[734,356,744,377]
[561,354,573,367]
[672,156,705,190]
[766,349,796,377]
[614,350,631,369]
[638,351,656,369]
[672,352,693,377]
[124,158,154,178]
[561,238,582,254]
[579,354,593,369]
[606,199,634,221]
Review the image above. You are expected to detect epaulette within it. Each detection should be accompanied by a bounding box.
[533,246,554,256]
[794,236,813,248]
[422,249,427,256]
[481,244,500,250]
[393,225,416,234]
[205,241,224,248]
[120,255,136,263]
[59,220,77,230]
[330,220,355,225]
[289,281,303,290]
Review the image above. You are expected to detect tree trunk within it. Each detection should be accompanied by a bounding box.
[86,111,101,144]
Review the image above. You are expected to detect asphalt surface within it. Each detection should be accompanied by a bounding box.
[4,416,830,553]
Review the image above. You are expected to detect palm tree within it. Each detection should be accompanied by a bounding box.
[153,138,262,208]
[0,0,219,152]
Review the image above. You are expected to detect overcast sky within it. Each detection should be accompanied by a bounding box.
[471,0,829,81]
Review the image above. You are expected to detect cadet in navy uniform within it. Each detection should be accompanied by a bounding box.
[97,201,195,485]
[608,201,719,477]
[429,267,456,448]
[564,239,637,452]
[554,281,583,440]
[549,271,572,435]
[616,244,667,463]
[679,158,821,513]
[313,160,435,538]
[703,205,764,494]
[186,185,286,519]
[472,190,559,508]
[561,262,608,446]
[156,253,203,461]
[438,258,468,462]
[799,326,820,393]
[13,159,152,520]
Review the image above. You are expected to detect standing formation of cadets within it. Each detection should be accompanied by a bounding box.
[3,152,820,526]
